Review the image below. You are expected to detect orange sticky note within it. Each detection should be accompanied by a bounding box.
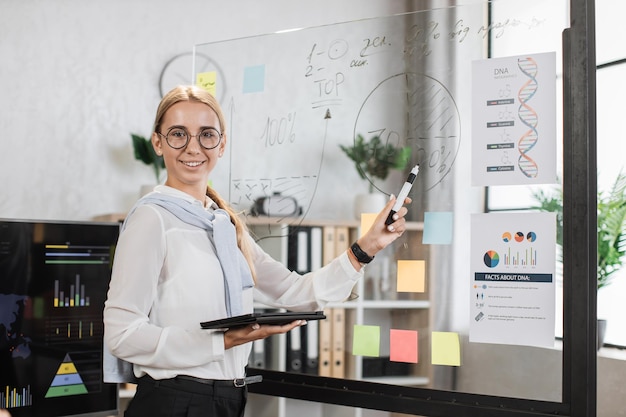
[431,331,461,366]
[196,71,217,96]
[390,329,418,363]
[359,213,377,237]
[397,260,426,292]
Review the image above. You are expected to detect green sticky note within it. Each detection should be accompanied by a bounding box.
[352,325,380,357]
[431,331,461,366]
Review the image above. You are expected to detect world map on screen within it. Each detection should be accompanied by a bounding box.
[0,293,31,359]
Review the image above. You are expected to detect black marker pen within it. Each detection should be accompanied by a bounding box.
[385,164,419,225]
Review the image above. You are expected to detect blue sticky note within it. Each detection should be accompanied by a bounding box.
[243,65,265,93]
[423,211,453,244]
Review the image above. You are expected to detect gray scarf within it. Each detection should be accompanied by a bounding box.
[130,193,254,316]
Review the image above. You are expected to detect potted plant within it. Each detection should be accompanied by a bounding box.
[339,134,411,217]
[131,133,166,193]
[532,172,626,347]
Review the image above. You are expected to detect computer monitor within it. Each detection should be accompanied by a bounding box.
[0,219,120,417]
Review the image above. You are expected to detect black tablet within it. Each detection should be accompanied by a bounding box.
[200,311,326,329]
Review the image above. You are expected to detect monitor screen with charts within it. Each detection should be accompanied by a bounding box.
[0,219,120,417]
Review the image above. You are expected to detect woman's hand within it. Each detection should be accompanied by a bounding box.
[347,195,411,270]
[223,320,306,350]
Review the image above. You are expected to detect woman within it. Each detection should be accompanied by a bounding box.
[103,85,410,417]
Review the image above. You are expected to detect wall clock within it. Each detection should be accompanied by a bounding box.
[158,51,226,100]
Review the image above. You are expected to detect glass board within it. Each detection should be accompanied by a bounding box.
[191,0,577,409]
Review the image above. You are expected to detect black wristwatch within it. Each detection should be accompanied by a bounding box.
[350,241,374,264]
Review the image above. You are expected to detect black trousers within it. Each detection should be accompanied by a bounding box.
[125,376,247,417]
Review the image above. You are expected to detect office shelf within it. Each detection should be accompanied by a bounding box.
[245,217,432,417]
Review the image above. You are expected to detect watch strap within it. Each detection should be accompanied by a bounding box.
[350,241,374,264]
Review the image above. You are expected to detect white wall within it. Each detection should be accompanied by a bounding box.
[0,0,411,221]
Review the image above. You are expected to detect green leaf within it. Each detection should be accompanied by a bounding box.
[533,172,626,289]
[131,134,152,165]
[339,134,412,183]
[597,172,626,288]
[131,133,166,183]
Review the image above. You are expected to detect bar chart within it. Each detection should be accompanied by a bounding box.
[53,275,91,308]
[1,384,32,409]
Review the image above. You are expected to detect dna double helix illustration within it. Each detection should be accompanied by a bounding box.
[517,57,539,178]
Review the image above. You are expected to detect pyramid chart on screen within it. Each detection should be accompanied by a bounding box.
[45,353,88,397]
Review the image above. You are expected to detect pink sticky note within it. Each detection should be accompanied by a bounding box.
[389,329,418,363]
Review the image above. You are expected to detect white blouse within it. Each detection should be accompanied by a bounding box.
[103,185,362,381]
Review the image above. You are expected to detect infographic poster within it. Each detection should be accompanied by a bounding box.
[470,213,556,347]
[471,52,557,186]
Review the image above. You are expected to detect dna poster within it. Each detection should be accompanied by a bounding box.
[469,212,556,347]
[470,52,557,186]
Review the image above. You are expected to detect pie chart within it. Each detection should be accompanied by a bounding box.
[483,250,500,268]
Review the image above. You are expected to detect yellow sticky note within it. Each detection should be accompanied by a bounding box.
[359,213,377,237]
[397,260,426,292]
[431,331,461,366]
[352,325,380,357]
[196,71,217,96]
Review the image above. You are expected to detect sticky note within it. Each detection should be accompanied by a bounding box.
[352,325,380,357]
[423,211,453,244]
[431,331,461,366]
[359,213,377,237]
[196,71,217,96]
[243,64,265,93]
[397,260,426,292]
[390,329,418,363]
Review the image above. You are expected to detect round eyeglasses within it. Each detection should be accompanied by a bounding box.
[158,126,222,150]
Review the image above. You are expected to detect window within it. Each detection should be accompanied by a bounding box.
[487,1,626,347]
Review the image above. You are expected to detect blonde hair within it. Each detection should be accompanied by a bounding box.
[154,85,256,281]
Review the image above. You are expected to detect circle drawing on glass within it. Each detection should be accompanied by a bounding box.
[353,72,461,194]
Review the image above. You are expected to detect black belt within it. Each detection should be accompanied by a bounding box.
[175,374,262,388]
